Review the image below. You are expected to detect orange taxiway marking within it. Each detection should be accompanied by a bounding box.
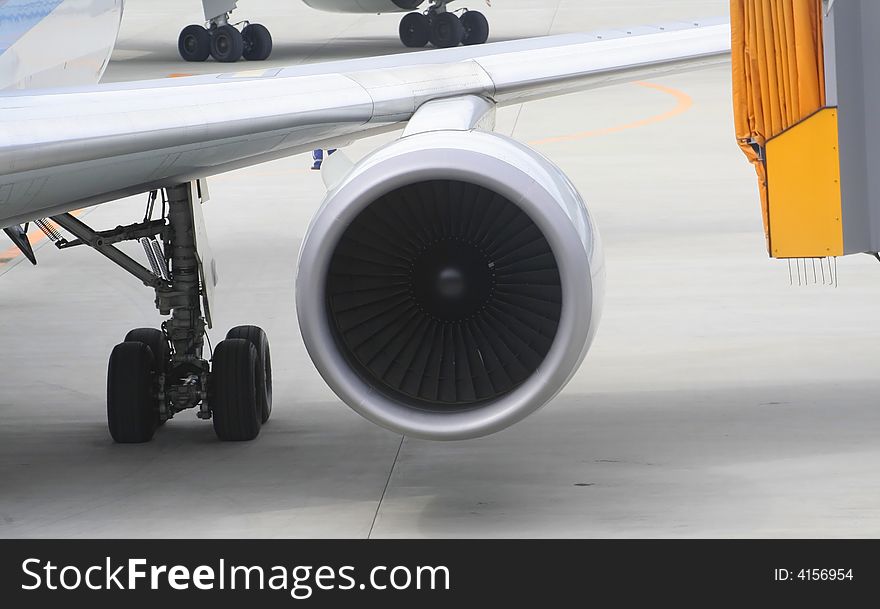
[0,212,83,266]
[528,81,693,146]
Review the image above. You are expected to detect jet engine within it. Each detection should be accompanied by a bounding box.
[296,129,604,440]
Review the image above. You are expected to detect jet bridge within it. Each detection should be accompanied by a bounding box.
[732,0,880,263]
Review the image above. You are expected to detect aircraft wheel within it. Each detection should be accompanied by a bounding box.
[242,23,273,61]
[210,24,244,63]
[430,12,464,48]
[226,325,272,423]
[125,328,169,372]
[399,12,430,48]
[107,342,158,443]
[461,10,489,45]
[178,24,210,62]
[210,338,261,441]
[124,328,169,425]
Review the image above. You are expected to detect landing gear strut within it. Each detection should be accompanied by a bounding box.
[46,181,272,443]
[398,2,489,49]
[178,1,273,62]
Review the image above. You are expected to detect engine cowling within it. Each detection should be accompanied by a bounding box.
[301,0,423,14]
[296,130,604,440]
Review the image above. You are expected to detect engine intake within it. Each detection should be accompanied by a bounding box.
[297,130,604,439]
[327,179,562,410]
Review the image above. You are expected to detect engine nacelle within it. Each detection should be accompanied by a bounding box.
[297,130,604,440]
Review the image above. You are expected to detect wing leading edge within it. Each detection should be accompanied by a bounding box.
[0,19,730,227]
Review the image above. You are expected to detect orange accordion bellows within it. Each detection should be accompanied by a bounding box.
[730,0,826,247]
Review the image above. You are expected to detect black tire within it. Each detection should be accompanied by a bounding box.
[226,325,272,423]
[210,339,261,441]
[399,12,430,48]
[124,328,169,425]
[461,11,489,45]
[178,24,210,62]
[430,12,464,48]
[242,23,273,61]
[124,328,169,372]
[210,24,244,63]
[107,342,158,443]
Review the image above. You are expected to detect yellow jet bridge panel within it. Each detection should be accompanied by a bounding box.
[765,108,842,258]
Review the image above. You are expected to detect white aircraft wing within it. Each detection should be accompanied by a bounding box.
[0,20,729,227]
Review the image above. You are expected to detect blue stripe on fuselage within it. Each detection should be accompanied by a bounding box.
[0,0,65,53]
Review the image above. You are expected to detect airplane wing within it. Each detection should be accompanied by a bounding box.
[0,17,732,442]
[0,19,730,228]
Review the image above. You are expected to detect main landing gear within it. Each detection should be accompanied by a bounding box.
[179,1,272,62]
[45,181,272,443]
[399,2,489,49]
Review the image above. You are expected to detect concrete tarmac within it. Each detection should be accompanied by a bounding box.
[3,0,880,538]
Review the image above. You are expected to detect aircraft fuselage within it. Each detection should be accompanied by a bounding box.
[0,0,123,90]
